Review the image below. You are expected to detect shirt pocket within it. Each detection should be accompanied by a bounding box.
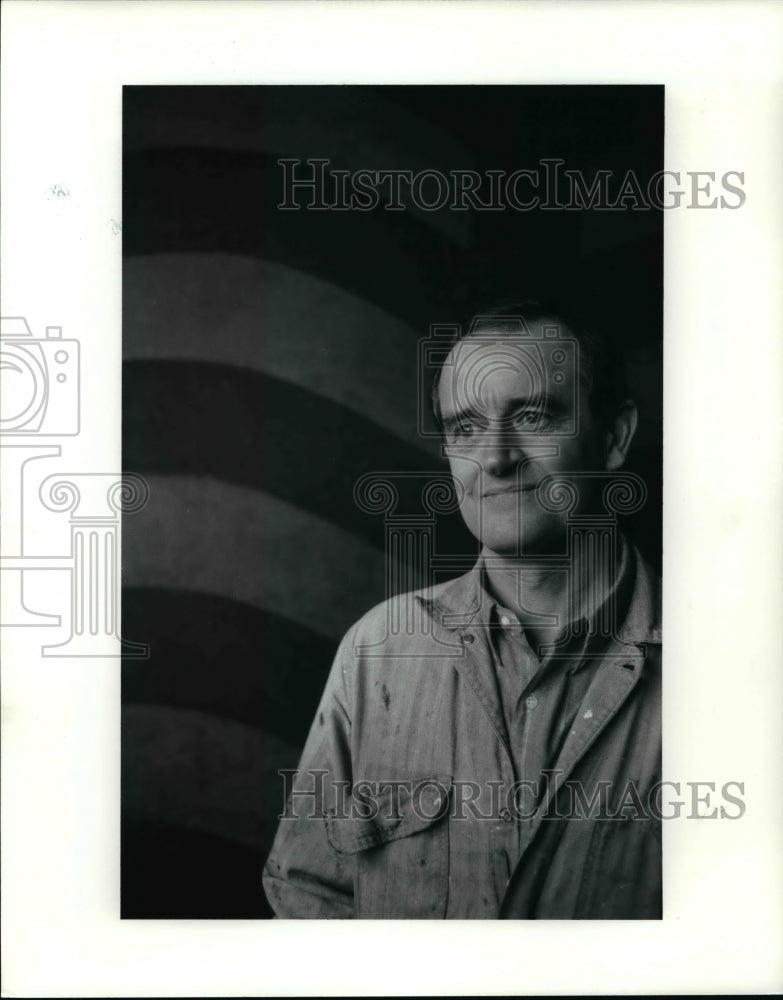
[574,816,662,919]
[325,775,452,919]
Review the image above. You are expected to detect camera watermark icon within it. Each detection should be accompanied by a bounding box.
[356,311,646,655]
[0,317,79,435]
[0,316,148,657]
[418,315,581,444]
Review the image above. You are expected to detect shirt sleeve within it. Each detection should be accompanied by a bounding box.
[262,624,358,918]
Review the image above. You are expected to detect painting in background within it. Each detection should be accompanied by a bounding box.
[121,85,663,917]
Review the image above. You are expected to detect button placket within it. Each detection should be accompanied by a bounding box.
[452,625,517,787]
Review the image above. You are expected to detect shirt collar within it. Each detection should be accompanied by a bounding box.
[420,533,660,647]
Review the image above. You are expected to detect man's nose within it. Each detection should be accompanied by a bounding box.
[481,438,523,478]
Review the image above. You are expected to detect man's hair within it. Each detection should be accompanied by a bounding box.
[430,298,630,432]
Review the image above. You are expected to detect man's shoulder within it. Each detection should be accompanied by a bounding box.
[341,573,471,650]
[622,543,661,644]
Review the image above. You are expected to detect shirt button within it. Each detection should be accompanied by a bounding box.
[461,633,474,644]
[525,696,538,709]
[500,808,514,823]
[499,615,511,627]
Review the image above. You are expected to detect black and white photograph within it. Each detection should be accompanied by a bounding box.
[2,2,782,995]
[121,84,665,920]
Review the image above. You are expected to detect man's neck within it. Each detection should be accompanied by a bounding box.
[481,542,620,653]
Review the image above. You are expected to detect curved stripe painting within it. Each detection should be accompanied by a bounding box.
[122,84,663,917]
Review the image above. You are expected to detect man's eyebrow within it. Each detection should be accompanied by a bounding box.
[441,394,565,430]
[441,406,483,432]
[501,394,569,416]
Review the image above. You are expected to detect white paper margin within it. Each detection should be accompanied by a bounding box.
[2,1,782,996]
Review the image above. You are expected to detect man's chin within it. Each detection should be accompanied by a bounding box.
[460,504,568,557]
[473,520,567,558]
[481,538,531,558]
[481,537,563,559]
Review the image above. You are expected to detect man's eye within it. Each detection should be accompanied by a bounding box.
[514,410,545,428]
[453,421,476,439]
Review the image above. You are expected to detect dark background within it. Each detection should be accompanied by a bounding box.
[121,85,663,917]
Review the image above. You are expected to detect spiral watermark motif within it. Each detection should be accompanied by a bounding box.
[421,477,464,516]
[419,315,582,444]
[0,316,149,656]
[107,473,150,515]
[353,474,401,517]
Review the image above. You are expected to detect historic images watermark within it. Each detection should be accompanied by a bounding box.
[276,771,747,823]
[353,313,646,655]
[0,316,149,657]
[278,158,746,212]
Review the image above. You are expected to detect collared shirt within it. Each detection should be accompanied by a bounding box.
[480,537,635,822]
[263,536,662,920]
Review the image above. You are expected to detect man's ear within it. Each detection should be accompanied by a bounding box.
[604,401,638,470]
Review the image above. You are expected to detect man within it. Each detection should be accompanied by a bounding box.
[263,301,661,919]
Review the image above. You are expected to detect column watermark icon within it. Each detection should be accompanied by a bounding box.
[0,316,148,657]
[353,313,647,657]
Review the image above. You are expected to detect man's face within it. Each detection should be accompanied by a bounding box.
[438,321,610,556]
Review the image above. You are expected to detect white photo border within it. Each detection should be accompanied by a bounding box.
[2,1,782,995]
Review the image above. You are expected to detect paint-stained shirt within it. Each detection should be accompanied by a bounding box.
[484,537,635,820]
[263,537,662,919]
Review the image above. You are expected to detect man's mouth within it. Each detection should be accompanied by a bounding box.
[482,483,538,497]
